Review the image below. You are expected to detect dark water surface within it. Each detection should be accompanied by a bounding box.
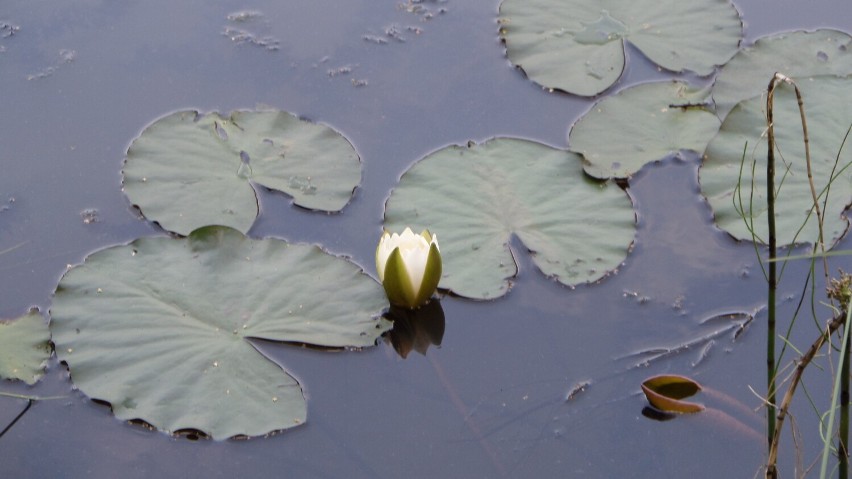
[2,1,852,477]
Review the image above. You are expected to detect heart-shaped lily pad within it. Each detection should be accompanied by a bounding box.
[569,81,720,179]
[712,29,852,117]
[50,226,391,439]
[0,309,51,385]
[123,110,362,236]
[383,138,636,300]
[498,0,742,96]
[700,76,852,247]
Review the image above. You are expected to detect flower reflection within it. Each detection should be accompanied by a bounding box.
[384,300,445,359]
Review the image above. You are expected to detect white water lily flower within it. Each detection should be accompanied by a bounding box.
[376,227,442,309]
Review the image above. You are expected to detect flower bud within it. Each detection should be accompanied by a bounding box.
[376,227,441,308]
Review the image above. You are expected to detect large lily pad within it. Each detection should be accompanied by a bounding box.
[383,138,636,300]
[569,81,720,179]
[498,0,742,96]
[0,309,51,385]
[50,226,391,439]
[713,29,852,117]
[701,76,852,247]
[123,110,362,236]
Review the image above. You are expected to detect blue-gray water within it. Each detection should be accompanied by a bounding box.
[2,1,852,477]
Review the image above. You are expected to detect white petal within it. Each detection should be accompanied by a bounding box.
[376,231,394,281]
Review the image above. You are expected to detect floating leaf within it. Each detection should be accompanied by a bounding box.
[50,226,391,439]
[700,76,852,247]
[123,110,362,236]
[641,374,704,414]
[569,81,720,179]
[0,309,51,385]
[713,29,852,117]
[498,0,741,96]
[383,138,635,300]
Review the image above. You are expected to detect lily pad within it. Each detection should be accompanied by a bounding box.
[123,110,362,236]
[50,226,391,439]
[701,76,852,247]
[498,0,742,96]
[0,309,51,385]
[641,374,704,413]
[569,81,721,179]
[713,29,852,117]
[383,138,635,300]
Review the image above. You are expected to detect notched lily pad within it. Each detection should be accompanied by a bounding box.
[569,81,720,179]
[701,76,852,247]
[383,138,636,300]
[50,226,391,439]
[0,309,51,385]
[713,29,852,117]
[498,0,742,96]
[123,109,362,236]
[641,374,704,413]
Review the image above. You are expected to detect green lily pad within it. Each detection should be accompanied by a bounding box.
[713,29,852,117]
[700,76,852,247]
[383,138,636,300]
[0,309,51,385]
[569,81,721,179]
[50,226,391,439]
[123,110,362,236]
[498,0,741,96]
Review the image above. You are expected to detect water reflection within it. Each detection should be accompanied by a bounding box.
[384,301,445,359]
[641,406,677,422]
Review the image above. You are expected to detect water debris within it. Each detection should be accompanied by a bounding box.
[80,209,100,225]
[385,24,408,42]
[691,339,715,368]
[27,49,77,80]
[222,27,279,51]
[399,0,449,19]
[0,22,20,38]
[223,10,278,51]
[226,10,265,23]
[621,311,753,370]
[59,49,77,63]
[364,23,425,45]
[622,289,651,304]
[0,196,14,213]
[362,34,388,45]
[565,380,591,401]
[327,65,353,77]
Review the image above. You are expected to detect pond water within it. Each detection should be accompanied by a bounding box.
[2,0,852,477]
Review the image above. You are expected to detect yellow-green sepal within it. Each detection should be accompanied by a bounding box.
[412,241,442,308]
[382,247,418,308]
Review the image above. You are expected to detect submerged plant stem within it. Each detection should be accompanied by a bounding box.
[0,399,33,439]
